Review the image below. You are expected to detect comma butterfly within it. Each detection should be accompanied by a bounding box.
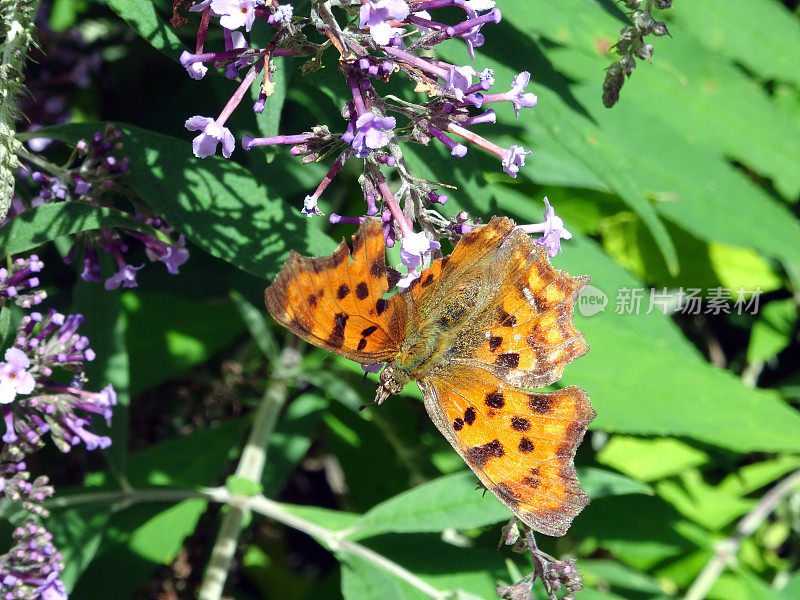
[265,216,595,536]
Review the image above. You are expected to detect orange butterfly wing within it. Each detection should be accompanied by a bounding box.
[420,370,595,536]
[265,218,407,363]
[409,217,594,535]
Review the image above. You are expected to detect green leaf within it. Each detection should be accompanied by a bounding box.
[487,1,800,263]
[68,419,248,598]
[127,498,207,562]
[656,469,754,530]
[340,553,431,600]
[747,299,799,363]
[121,291,244,394]
[717,455,800,497]
[347,471,509,540]
[599,212,782,293]
[0,202,171,256]
[577,467,653,498]
[47,507,110,592]
[582,559,663,595]
[226,475,264,497]
[35,123,336,278]
[262,393,328,496]
[279,504,362,533]
[107,0,184,56]
[231,289,279,361]
[0,302,13,350]
[49,0,87,31]
[671,0,800,90]
[598,437,710,482]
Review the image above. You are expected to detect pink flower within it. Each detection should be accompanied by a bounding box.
[359,0,410,45]
[0,348,36,404]
[211,0,257,32]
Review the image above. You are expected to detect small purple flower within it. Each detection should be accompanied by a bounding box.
[225,30,250,78]
[501,145,530,178]
[211,0,257,32]
[360,0,410,46]
[0,349,36,405]
[400,230,441,272]
[445,65,477,101]
[37,571,68,600]
[345,113,397,158]
[73,176,92,195]
[0,521,67,600]
[0,255,47,308]
[180,50,208,80]
[508,71,538,118]
[104,263,145,290]
[189,0,213,10]
[2,310,116,452]
[185,115,236,158]
[268,4,293,26]
[534,198,572,257]
[81,246,102,282]
[302,194,323,217]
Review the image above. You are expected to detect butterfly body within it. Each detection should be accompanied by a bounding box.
[265,216,595,536]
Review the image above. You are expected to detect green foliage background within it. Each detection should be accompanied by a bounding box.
[3,0,800,598]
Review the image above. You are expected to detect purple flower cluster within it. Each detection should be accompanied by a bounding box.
[0,255,46,308]
[0,520,67,600]
[175,0,575,284]
[1,301,117,453]
[11,125,190,290]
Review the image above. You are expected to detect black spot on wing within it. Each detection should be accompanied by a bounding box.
[464,407,476,425]
[370,258,385,278]
[528,394,554,414]
[467,439,505,468]
[496,308,517,327]
[337,284,350,300]
[511,417,530,431]
[518,437,534,453]
[489,336,503,351]
[327,313,349,348]
[387,268,401,288]
[355,282,369,299]
[485,391,505,408]
[496,353,520,369]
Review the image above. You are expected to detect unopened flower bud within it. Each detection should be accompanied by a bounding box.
[651,20,670,37]
[637,43,654,60]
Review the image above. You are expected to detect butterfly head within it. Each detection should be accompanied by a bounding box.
[374,363,409,405]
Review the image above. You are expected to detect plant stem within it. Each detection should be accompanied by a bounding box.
[198,348,295,600]
[251,494,451,600]
[684,468,800,600]
[40,484,451,600]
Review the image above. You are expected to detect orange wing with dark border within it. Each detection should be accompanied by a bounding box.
[265,218,407,363]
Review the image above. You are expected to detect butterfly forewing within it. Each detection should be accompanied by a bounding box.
[264,218,406,363]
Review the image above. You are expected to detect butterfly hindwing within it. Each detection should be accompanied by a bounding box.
[265,218,406,363]
[420,368,595,536]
